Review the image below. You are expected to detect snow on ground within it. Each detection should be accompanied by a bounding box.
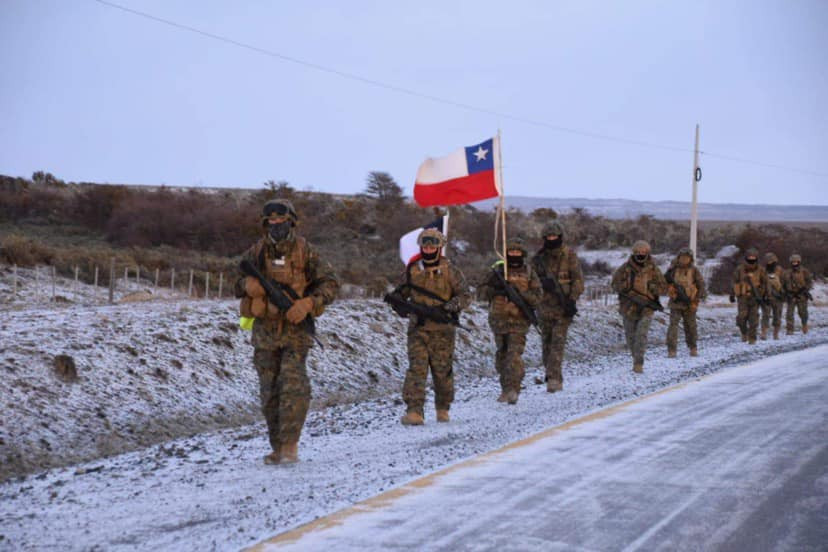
[0,296,826,550]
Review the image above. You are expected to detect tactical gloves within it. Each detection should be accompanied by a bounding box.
[442,297,463,313]
[286,297,314,324]
[729,294,736,303]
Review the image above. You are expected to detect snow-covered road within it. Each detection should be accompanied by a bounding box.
[255,345,828,552]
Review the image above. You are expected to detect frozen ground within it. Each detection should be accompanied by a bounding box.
[0,300,825,550]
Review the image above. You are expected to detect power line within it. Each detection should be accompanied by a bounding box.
[93,0,827,179]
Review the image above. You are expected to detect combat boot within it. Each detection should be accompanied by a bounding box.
[633,363,644,374]
[748,337,756,345]
[496,392,508,403]
[803,324,809,334]
[506,390,519,405]
[401,411,424,426]
[773,327,780,340]
[786,328,794,335]
[667,350,677,358]
[741,333,748,342]
[546,380,562,393]
[263,450,281,465]
[760,327,768,340]
[436,409,450,423]
[689,348,698,357]
[279,442,299,464]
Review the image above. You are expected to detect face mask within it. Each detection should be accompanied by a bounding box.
[421,249,440,263]
[792,262,800,269]
[543,237,562,250]
[767,262,777,271]
[507,254,524,268]
[268,221,291,242]
[633,254,648,264]
[745,257,758,265]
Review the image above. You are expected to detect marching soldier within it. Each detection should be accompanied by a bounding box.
[479,238,542,405]
[783,253,813,334]
[761,252,785,340]
[531,221,583,392]
[393,228,471,425]
[611,241,667,373]
[235,199,339,465]
[729,247,768,344]
[665,247,706,357]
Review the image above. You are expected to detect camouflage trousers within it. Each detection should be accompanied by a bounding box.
[761,300,783,330]
[540,316,572,384]
[253,346,311,449]
[403,326,456,414]
[494,332,527,394]
[666,308,697,352]
[786,298,809,331]
[736,297,760,340]
[623,314,653,365]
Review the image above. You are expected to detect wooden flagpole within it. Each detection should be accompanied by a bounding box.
[496,129,507,278]
[689,124,701,259]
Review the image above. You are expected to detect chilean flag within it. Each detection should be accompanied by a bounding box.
[414,136,501,207]
[399,215,448,265]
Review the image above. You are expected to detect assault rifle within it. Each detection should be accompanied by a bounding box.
[490,268,541,333]
[619,289,664,313]
[239,259,322,347]
[539,274,578,318]
[383,289,463,328]
[665,269,692,305]
[745,277,768,307]
[788,289,814,302]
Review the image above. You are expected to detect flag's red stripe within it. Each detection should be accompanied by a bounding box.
[414,170,498,207]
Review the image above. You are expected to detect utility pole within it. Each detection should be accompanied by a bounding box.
[690,124,701,259]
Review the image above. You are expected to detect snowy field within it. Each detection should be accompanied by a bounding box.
[0,282,826,550]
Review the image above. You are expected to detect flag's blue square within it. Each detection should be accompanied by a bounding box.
[465,138,494,174]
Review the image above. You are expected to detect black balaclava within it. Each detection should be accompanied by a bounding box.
[268,221,292,242]
[507,253,524,268]
[633,254,648,265]
[767,261,777,272]
[543,237,562,250]
[745,256,758,266]
[421,249,440,265]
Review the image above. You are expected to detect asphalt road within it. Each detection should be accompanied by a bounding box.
[253,345,828,551]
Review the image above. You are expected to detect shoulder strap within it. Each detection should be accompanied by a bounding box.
[403,262,449,303]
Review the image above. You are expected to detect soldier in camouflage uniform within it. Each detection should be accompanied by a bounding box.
[479,238,542,404]
[394,228,471,426]
[729,247,768,344]
[235,199,339,464]
[761,252,785,340]
[783,253,813,335]
[611,241,667,373]
[665,247,706,357]
[530,221,583,392]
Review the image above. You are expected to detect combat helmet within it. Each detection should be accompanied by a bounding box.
[764,252,778,264]
[542,220,565,237]
[506,237,528,255]
[632,240,651,255]
[417,227,446,248]
[677,246,694,260]
[789,253,802,263]
[261,199,297,226]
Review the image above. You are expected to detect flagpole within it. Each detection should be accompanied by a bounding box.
[443,207,450,257]
[497,129,507,279]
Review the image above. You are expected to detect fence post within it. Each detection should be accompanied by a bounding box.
[205,272,210,299]
[188,270,194,297]
[94,266,99,301]
[136,266,140,286]
[51,266,56,302]
[74,266,79,297]
[154,268,160,291]
[12,264,18,297]
[124,266,128,288]
[34,267,39,301]
[171,268,176,293]
[109,258,115,304]
[218,272,223,299]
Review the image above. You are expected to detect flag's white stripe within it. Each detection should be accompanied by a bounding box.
[493,134,502,194]
[399,227,422,265]
[415,146,469,185]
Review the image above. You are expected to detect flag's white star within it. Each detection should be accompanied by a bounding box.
[473,145,489,162]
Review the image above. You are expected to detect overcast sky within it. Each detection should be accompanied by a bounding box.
[1,0,826,205]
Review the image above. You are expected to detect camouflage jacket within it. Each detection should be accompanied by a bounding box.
[766,265,786,302]
[479,262,542,334]
[611,257,667,318]
[530,245,584,318]
[237,235,339,349]
[665,262,706,310]
[398,257,471,332]
[731,263,769,302]
[782,266,813,299]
